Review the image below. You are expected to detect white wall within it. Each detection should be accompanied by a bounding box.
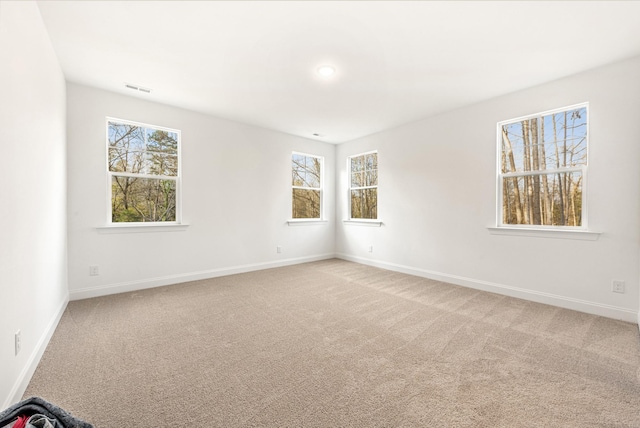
[336,56,640,322]
[0,2,68,408]
[66,83,335,299]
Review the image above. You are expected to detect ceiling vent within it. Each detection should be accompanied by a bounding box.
[125,83,152,94]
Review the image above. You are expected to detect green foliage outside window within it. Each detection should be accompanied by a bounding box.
[108,121,179,222]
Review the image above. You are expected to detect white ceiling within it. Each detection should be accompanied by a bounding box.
[36,1,640,144]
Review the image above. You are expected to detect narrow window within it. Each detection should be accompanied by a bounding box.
[498,104,588,227]
[349,151,378,219]
[107,118,181,223]
[292,152,322,219]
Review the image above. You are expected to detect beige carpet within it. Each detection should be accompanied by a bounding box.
[24,259,640,427]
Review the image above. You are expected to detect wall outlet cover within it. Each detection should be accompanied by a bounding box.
[15,330,21,356]
[612,280,625,293]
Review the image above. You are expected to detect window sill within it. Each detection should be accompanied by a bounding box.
[343,219,383,227]
[96,223,190,234]
[287,219,328,226]
[487,227,600,241]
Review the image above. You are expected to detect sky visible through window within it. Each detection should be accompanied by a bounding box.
[502,107,587,173]
[500,106,587,227]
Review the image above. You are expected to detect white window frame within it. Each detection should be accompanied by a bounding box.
[347,150,379,222]
[105,117,182,226]
[496,103,589,231]
[290,151,324,222]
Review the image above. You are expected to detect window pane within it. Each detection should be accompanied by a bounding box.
[111,176,176,222]
[108,123,146,173]
[292,189,320,219]
[109,122,179,175]
[148,153,178,176]
[502,108,587,173]
[351,156,363,172]
[109,148,147,174]
[501,118,539,173]
[292,154,321,188]
[108,147,134,173]
[305,157,321,188]
[108,123,145,151]
[365,153,377,170]
[292,154,305,186]
[502,171,583,226]
[146,128,178,155]
[365,169,378,186]
[351,171,364,188]
[541,108,587,167]
[351,188,377,219]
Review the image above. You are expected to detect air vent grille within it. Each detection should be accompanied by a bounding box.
[125,83,152,93]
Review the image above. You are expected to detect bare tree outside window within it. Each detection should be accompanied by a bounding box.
[292,153,322,219]
[499,105,587,227]
[108,120,180,223]
[349,152,378,219]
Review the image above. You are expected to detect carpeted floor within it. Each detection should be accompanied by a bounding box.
[24,259,640,427]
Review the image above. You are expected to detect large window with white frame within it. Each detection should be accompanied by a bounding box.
[292,152,323,219]
[107,118,181,223]
[498,103,588,228]
[349,151,378,220]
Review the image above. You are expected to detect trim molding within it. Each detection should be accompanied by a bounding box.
[69,253,336,300]
[336,253,637,323]
[343,219,383,227]
[287,220,329,226]
[96,223,189,234]
[487,227,600,241]
[3,295,68,410]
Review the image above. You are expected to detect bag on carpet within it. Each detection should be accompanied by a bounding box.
[0,397,92,428]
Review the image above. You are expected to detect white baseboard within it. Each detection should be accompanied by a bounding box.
[69,253,336,301]
[2,295,68,410]
[336,253,638,323]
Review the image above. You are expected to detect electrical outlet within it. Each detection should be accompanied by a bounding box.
[368,245,373,253]
[612,280,625,293]
[276,246,282,254]
[15,330,21,356]
[89,265,99,276]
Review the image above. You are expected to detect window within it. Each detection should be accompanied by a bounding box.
[107,118,180,223]
[349,151,378,219]
[292,152,322,219]
[498,104,588,228]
